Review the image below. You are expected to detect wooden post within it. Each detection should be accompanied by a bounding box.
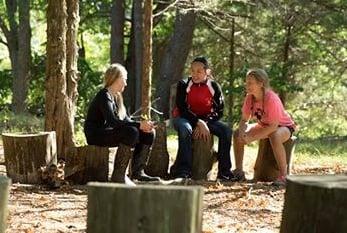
[253,136,296,182]
[87,183,203,233]
[0,176,11,233]
[64,145,112,184]
[281,175,347,233]
[192,136,216,180]
[2,131,57,184]
[145,122,170,178]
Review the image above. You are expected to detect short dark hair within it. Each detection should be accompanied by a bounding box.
[192,56,209,69]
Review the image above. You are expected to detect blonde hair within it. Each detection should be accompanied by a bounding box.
[103,63,127,120]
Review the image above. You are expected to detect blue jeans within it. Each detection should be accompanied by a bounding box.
[170,117,232,177]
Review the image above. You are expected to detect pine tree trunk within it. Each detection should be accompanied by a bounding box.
[280,175,347,233]
[2,132,57,184]
[87,183,203,233]
[253,136,296,182]
[110,0,125,64]
[0,176,11,233]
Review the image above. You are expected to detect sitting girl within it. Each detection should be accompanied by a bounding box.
[233,68,296,185]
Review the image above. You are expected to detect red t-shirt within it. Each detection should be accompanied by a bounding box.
[187,83,213,117]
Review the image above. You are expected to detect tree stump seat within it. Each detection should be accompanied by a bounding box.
[87,183,203,233]
[281,175,347,233]
[64,144,134,185]
[253,136,297,182]
[2,131,57,184]
[192,136,217,180]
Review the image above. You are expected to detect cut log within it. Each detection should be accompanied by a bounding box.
[0,176,11,233]
[145,122,170,178]
[110,144,132,183]
[2,131,57,184]
[253,136,296,182]
[192,136,216,180]
[87,183,203,233]
[280,175,347,233]
[64,145,112,184]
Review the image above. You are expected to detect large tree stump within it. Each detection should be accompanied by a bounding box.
[192,136,216,180]
[145,122,170,178]
[87,183,203,233]
[110,144,132,183]
[2,131,57,184]
[253,136,297,182]
[280,175,347,233]
[0,176,11,233]
[64,145,112,184]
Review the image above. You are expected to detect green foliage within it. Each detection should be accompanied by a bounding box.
[0,69,12,108]
[0,109,43,133]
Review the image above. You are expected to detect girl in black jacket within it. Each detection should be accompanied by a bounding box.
[84,63,159,182]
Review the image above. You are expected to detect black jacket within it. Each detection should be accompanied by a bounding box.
[84,88,140,137]
[175,78,224,127]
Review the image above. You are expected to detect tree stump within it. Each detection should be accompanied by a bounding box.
[110,144,132,183]
[192,136,216,180]
[87,183,203,233]
[145,122,170,178]
[280,175,347,233]
[253,136,297,182]
[0,176,11,233]
[64,145,112,184]
[2,131,57,184]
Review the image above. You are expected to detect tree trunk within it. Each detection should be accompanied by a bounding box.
[141,0,153,117]
[280,175,347,233]
[87,183,203,233]
[192,137,216,180]
[65,0,79,147]
[0,0,31,113]
[156,9,196,119]
[134,0,144,112]
[14,0,31,113]
[45,0,79,157]
[110,0,125,64]
[145,122,169,178]
[0,176,11,233]
[65,145,111,184]
[253,136,296,182]
[228,18,235,127]
[2,132,57,184]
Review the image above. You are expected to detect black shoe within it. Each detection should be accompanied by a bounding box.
[132,172,161,182]
[217,173,237,182]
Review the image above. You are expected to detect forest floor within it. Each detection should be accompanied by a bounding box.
[0,144,346,233]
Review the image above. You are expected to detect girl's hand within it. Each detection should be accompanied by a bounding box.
[195,119,210,141]
[140,120,155,133]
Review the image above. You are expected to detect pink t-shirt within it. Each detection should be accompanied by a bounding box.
[242,90,295,127]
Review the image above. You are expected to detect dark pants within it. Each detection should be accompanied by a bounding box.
[170,117,232,177]
[85,126,154,148]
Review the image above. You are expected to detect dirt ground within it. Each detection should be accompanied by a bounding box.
[0,145,345,233]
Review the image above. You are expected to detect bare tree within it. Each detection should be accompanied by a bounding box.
[110,0,125,64]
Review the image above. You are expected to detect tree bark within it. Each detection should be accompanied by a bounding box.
[0,176,11,233]
[0,0,31,113]
[156,9,196,119]
[253,136,296,182]
[87,183,203,233]
[110,0,125,64]
[145,122,169,178]
[192,137,216,180]
[45,0,79,157]
[141,0,153,117]
[65,145,111,184]
[2,132,57,184]
[281,175,347,233]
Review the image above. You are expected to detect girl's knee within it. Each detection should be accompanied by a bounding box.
[123,126,140,146]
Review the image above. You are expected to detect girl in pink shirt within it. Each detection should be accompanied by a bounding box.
[233,68,296,185]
